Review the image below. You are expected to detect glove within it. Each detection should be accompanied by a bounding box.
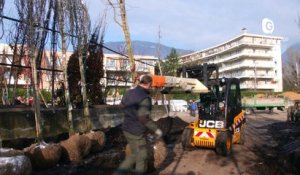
[155,129,163,139]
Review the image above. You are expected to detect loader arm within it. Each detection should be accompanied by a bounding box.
[151,75,209,94]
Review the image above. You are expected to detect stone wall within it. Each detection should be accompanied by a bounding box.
[0,105,167,141]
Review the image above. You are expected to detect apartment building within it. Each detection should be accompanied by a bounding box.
[0,43,72,90]
[0,42,158,92]
[103,53,158,87]
[181,33,283,92]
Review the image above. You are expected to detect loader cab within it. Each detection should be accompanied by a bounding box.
[198,78,241,128]
[198,85,221,120]
[178,63,242,127]
[222,78,242,127]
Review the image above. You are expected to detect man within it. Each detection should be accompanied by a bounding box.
[114,74,163,175]
[190,100,197,117]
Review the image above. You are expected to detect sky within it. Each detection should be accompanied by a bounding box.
[85,0,300,52]
[2,0,300,52]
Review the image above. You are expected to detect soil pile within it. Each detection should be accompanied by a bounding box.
[253,121,300,175]
[279,91,300,100]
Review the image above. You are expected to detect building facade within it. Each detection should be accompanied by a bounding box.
[0,43,72,90]
[0,42,157,91]
[180,33,283,92]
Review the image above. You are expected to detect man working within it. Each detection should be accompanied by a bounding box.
[114,74,162,175]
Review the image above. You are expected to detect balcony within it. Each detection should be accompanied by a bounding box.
[107,80,132,87]
[137,67,150,73]
[240,83,276,90]
[223,72,275,79]
[106,66,117,71]
[240,41,274,49]
[182,38,276,64]
[219,60,274,73]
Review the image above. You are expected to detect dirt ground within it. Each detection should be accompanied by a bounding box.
[158,110,300,175]
[30,110,300,175]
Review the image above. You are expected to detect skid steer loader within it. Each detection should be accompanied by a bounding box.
[176,63,246,156]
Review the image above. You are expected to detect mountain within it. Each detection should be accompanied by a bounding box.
[103,40,194,59]
[282,42,300,64]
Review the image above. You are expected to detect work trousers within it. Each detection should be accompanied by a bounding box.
[114,131,148,175]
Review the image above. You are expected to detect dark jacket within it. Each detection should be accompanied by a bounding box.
[121,85,157,136]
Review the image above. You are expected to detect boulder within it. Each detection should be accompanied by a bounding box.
[0,148,31,175]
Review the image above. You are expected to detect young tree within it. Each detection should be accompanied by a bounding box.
[57,0,77,134]
[67,35,105,107]
[85,26,105,105]
[61,0,91,132]
[107,0,136,84]
[161,48,180,76]
[0,0,5,39]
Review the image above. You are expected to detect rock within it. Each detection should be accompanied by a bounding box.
[0,148,31,175]
[85,131,106,153]
[60,134,92,162]
[0,148,23,157]
[23,142,62,170]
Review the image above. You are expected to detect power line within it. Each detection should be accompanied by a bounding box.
[0,62,63,72]
[0,14,156,68]
[0,61,135,84]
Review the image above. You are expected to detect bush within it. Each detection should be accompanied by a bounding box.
[40,90,52,103]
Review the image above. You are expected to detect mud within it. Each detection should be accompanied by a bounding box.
[253,121,300,175]
[4,113,300,175]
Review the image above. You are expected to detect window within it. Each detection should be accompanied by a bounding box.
[106,59,116,70]
[121,60,130,70]
[137,62,148,71]
[108,74,116,85]
[229,84,237,106]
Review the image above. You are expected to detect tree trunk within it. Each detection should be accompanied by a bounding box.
[78,45,91,132]
[57,0,74,135]
[119,0,136,84]
[28,0,42,142]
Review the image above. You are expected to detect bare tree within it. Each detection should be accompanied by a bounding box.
[0,49,8,105]
[23,0,45,142]
[107,0,136,84]
[0,0,5,39]
[66,0,91,132]
[57,0,75,135]
[283,48,300,91]
[12,0,56,142]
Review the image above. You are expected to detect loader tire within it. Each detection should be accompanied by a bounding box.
[216,131,232,156]
[238,125,246,145]
[181,128,193,150]
[287,107,293,121]
[287,111,290,121]
[245,108,253,115]
[291,112,295,122]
